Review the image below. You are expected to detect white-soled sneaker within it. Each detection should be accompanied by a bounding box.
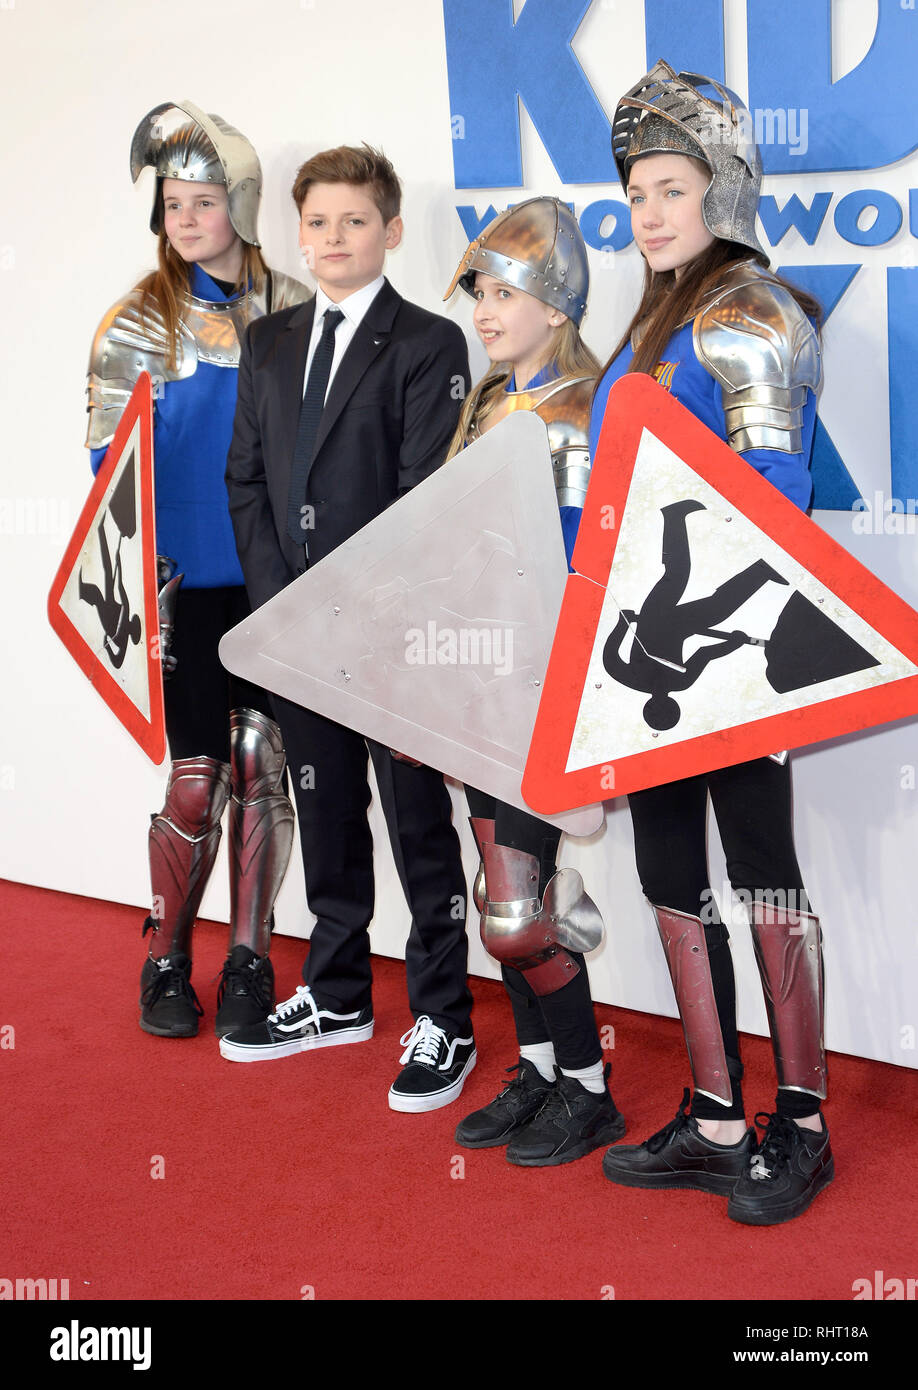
[388,1015,476,1113]
[219,984,373,1062]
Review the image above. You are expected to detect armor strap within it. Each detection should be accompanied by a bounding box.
[468,817,495,914]
[228,708,295,957]
[750,902,827,1100]
[480,845,603,997]
[653,905,733,1106]
[147,756,231,956]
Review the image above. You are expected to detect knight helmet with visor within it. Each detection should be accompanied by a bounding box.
[130,99,263,247]
[612,59,766,261]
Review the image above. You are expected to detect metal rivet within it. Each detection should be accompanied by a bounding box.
[333,606,340,615]
[652,731,659,738]
[594,682,602,690]
[517,568,524,576]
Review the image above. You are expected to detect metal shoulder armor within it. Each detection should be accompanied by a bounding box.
[85,273,310,449]
[534,375,595,509]
[693,261,821,454]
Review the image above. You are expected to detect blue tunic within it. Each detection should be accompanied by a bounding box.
[590,319,817,513]
[90,265,246,588]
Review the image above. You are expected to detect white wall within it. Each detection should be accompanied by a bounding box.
[1,0,915,1070]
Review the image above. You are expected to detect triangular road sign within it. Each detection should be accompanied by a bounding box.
[522,374,918,815]
[220,411,603,836]
[48,373,165,763]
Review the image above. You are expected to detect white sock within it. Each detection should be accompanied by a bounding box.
[561,1061,605,1094]
[519,1042,556,1081]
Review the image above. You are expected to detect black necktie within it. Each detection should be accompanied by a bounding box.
[286,307,344,545]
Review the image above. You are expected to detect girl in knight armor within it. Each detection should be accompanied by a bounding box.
[85,102,309,1041]
[594,62,830,1224]
[443,197,626,1166]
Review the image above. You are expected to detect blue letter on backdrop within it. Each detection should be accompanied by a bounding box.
[443,0,615,188]
[643,0,725,80]
[747,0,918,173]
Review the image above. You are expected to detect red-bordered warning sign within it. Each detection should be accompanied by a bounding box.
[48,373,165,762]
[522,374,918,814]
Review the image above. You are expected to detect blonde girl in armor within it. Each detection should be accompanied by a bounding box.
[443,197,626,1166]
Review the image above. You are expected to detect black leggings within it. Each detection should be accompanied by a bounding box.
[628,757,819,1120]
[165,586,275,763]
[466,787,602,1071]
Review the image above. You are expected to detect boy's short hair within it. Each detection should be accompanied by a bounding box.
[291,144,402,223]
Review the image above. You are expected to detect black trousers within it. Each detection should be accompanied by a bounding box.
[274,698,472,1035]
[165,586,274,763]
[466,788,602,1071]
[628,756,818,1119]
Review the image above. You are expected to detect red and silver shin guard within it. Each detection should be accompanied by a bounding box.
[146,757,231,957]
[468,817,496,913]
[228,708,295,957]
[750,901,827,1100]
[480,843,603,996]
[653,905,733,1107]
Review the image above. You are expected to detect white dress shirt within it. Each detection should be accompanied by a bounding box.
[302,275,386,400]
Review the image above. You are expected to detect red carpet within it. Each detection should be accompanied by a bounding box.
[3,877,916,1303]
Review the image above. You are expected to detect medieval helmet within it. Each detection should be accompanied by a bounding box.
[611,59,766,261]
[444,196,589,325]
[130,100,263,247]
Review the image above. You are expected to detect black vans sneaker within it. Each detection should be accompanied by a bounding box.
[215,945,275,1038]
[139,953,202,1037]
[506,1064,625,1167]
[388,1015,476,1113]
[728,1111,834,1225]
[219,984,373,1062]
[455,1058,554,1148]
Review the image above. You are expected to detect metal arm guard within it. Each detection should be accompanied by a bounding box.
[470,375,595,511]
[85,272,310,449]
[468,817,495,913]
[228,708,295,957]
[694,262,821,455]
[146,756,231,955]
[653,905,733,1106]
[750,902,827,1099]
[480,843,603,996]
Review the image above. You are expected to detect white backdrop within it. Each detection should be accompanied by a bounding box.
[1,0,915,1070]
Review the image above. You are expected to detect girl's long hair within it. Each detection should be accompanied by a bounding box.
[600,239,823,382]
[447,315,600,460]
[135,189,267,372]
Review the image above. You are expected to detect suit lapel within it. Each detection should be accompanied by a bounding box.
[308,280,401,471]
[277,299,316,472]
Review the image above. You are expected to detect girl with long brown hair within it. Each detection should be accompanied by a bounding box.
[594,63,830,1225]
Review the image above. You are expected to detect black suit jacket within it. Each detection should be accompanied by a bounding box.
[226,278,471,611]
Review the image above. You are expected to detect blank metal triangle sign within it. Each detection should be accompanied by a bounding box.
[522,374,918,815]
[47,373,165,763]
[220,411,603,835]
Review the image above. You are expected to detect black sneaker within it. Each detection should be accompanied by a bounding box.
[506,1064,626,1167]
[219,985,373,1062]
[455,1058,555,1148]
[214,945,275,1038]
[602,1089,755,1194]
[388,1015,476,1113]
[139,953,202,1038]
[728,1111,834,1225]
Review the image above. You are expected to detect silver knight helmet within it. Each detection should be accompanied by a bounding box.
[444,196,589,325]
[130,99,263,247]
[611,58,766,261]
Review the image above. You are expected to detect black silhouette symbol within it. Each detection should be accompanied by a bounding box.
[602,498,880,729]
[77,461,142,670]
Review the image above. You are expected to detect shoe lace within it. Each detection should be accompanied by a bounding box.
[216,956,271,1010]
[398,1015,446,1067]
[645,1088,693,1154]
[747,1112,798,1180]
[269,985,317,1027]
[141,958,203,1017]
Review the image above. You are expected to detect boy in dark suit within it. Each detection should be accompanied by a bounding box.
[222,146,475,1112]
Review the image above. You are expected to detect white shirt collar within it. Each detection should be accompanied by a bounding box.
[314,275,385,330]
